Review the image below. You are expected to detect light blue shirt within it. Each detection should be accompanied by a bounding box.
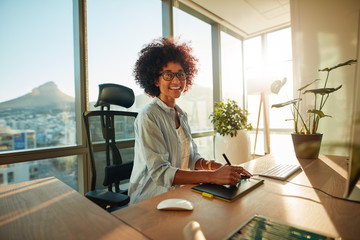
[128,97,203,204]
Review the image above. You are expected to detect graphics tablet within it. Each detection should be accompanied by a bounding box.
[192,178,264,202]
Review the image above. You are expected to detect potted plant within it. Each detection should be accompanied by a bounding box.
[272,59,357,159]
[209,99,253,164]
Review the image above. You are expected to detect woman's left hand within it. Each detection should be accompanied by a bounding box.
[210,165,252,186]
[234,165,252,178]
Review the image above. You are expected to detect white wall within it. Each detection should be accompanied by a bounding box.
[291,0,360,155]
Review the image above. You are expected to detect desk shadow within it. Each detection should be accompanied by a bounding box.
[297,156,348,198]
[296,155,359,238]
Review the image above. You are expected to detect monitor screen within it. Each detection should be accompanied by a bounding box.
[344,16,360,201]
[343,85,360,200]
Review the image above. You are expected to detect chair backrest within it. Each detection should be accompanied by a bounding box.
[95,83,135,109]
[83,84,137,192]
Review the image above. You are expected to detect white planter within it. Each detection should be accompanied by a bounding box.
[214,130,251,165]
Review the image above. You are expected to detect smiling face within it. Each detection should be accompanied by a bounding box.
[156,61,186,107]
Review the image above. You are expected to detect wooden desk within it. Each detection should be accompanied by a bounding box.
[112,154,360,240]
[0,177,148,240]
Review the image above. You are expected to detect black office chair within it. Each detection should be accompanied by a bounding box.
[83,83,137,212]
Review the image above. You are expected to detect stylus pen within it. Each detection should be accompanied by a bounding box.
[222,153,231,166]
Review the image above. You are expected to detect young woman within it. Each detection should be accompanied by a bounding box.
[128,37,252,204]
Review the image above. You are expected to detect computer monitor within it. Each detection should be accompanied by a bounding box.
[343,88,360,201]
[344,128,360,201]
[344,14,360,201]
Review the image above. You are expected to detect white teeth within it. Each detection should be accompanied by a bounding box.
[169,87,181,90]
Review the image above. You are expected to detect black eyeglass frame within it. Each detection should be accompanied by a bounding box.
[157,70,187,81]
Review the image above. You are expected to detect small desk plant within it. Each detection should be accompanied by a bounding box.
[209,99,253,164]
[272,59,357,159]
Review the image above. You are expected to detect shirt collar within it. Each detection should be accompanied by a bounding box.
[153,97,184,115]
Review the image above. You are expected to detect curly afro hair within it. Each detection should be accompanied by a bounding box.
[133,37,198,97]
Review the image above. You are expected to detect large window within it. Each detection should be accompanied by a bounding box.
[244,28,293,155]
[0,0,79,188]
[173,6,214,158]
[85,1,162,190]
[87,0,162,112]
[267,28,294,129]
[0,0,76,151]
[221,31,244,106]
[173,7,213,132]
[0,156,78,189]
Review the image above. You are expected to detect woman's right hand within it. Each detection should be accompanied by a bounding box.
[211,164,252,186]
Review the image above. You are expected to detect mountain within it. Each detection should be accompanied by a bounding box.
[0,81,75,110]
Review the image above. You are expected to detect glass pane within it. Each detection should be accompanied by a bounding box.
[93,148,133,190]
[174,7,213,132]
[86,112,136,190]
[221,31,244,106]
[0,156,78,190]
[269,133,294,158]
[266,28,293,129]
[244,37,264,133]
[267,28,292,63]
[88,115,136,143]
[244,37,262,70]
[268,61,294,129]
[249,132,264,156]
[244,28,293,155]
[193,136,214,160]
[87,0,162,112]
[0,0,76,152]
[248,95,262,128]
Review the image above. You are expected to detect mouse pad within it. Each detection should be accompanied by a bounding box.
[192,178,264,202]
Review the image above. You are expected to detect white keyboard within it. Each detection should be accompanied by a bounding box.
[259,164,301,180]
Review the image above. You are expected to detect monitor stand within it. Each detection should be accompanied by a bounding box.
[346,186,360,202]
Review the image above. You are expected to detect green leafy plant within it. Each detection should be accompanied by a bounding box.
[272,59,357,134]
[209,99,253,137]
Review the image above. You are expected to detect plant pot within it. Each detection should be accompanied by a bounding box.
[291,133,323,159]
[214,130,251,165]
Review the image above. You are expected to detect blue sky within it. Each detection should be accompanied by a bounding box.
[0,0,214,103]
[0,0,75,102]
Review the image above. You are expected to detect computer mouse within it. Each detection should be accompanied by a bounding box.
[157,198,194,211]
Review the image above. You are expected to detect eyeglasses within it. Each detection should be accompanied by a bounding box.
[158,70,187,81]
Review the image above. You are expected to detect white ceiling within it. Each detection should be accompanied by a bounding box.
[185,0,290,38]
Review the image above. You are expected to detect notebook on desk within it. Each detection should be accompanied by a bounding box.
[192,178,264,202]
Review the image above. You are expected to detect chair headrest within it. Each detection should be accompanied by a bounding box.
[94,84,135,108]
